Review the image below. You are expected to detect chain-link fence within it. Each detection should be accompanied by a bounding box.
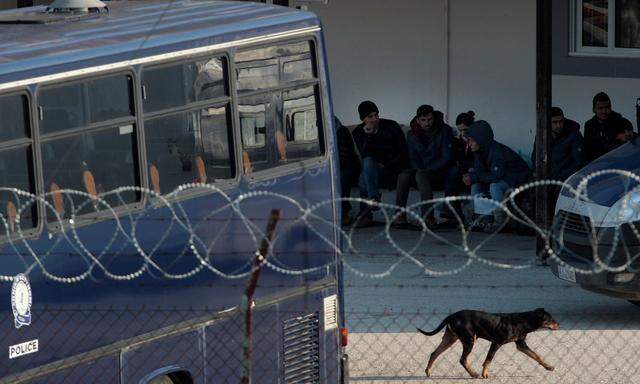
[1,174,640,382]
[345,309,640,384]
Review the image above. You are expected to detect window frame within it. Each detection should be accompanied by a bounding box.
[140,52,237,200]
[572,0,640,57]
[232,36,328,180]
[36,69,144,231]
[0,89,42,242]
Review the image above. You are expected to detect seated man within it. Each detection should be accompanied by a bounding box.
[335,116,361,226]
[351,100,408,224]
[454,111,476,180]
[611,124,637,149]
[531,107,586,182]
[453,111,477,225]
[584,92,634,162]
[394,105,457,228]
[463,121,531,232]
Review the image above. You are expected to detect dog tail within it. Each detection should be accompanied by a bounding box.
[417,318,449,336]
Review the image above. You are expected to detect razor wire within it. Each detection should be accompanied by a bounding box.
[0,169,640,283]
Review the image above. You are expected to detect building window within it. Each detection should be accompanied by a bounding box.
[574,0,640,56]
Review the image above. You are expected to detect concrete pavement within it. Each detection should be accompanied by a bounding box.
[343,226,640,383]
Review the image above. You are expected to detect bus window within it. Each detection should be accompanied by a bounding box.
[281,86,322,163]
[38,73,140,222]
[282,58,314,83]
[239,97,269,171]
[88,75,134,123]
[235,41,313,92]
[292,110,317,141]
[142,57,228,113]
[235,40,323,171]
[0,94,30,141]
[0,94,36,232]
[142,55,234,194]
[39,74,134,134]
[236,63,279,92]
[144,106,233,193]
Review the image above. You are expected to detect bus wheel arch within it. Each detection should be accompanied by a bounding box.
[141,366,194,384]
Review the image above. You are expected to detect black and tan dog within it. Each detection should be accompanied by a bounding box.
[417,308,560,379]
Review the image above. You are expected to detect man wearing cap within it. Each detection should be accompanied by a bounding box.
[351,100,408,225]
[463,120,531,232]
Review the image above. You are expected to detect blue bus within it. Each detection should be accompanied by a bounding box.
[0,1,347,382]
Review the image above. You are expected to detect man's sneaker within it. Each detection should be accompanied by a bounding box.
[391,215,409,229]
[368,195,382,212]
[535,257,549,267]
[341,213,351,227]
[424,216,439,230]
[353,206,374,228]
[353,214,374,228]
[438,218,463,230]
[468,216,491,232]
[483,221,510,234]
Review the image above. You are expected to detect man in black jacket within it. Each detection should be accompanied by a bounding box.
[352,101,408,223]
[584,92,634,162]
[335,116,361,226]
[531,107,586,182]
[610,123,637,149]
[464,121,531,231]
[394,105,457,228]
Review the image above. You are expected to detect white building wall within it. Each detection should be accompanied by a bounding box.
[295,0,637,159]
[553,75,640,129]
[448,0,536,157]
[297,0,448,129]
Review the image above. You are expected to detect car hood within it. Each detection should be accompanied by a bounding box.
[562,140,640,208]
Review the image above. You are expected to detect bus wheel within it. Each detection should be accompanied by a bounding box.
[148,371,193,384]
[148,376,174,384]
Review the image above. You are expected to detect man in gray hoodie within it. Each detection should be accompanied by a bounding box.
[463,120,531,231]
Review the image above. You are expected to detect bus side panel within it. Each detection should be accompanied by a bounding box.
[28,356,119,384]
[203,287,339,383]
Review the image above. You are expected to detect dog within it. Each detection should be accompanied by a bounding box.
[417,308,560,379]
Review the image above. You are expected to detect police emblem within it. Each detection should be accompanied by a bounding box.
[11,274,32,329]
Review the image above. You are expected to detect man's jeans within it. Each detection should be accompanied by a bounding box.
[359,157,380,200]
[340,166,359,215]
[471,180,510,216]
[395,167,459,218]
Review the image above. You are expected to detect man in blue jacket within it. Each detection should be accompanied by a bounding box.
[463,120,531,231]
[394,105,458,228]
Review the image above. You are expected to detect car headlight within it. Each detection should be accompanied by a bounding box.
[604,191,640,225]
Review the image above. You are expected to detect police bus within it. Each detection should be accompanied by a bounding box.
[0,0,347,382]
